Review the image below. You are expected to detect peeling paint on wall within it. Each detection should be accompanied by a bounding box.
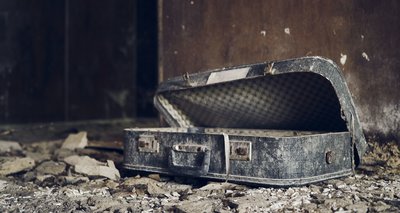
[362,52,370,61]
[284,28,290,35]
[340,53,347,65]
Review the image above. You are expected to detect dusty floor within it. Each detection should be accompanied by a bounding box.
[0,121,399,212]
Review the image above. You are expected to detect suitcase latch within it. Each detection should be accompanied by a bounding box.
[230,141,252,161]
[137,135,159,153]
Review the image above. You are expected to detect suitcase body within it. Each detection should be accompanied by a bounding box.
[124,57,367,186]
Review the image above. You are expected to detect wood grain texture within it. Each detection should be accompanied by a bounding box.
[159,0,400,140]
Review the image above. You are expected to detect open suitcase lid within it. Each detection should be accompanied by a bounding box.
[154,56,367,162]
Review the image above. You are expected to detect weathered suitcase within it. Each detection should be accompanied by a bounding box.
[124,56,367,186]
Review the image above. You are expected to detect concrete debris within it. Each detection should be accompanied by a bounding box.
[61,131,88,150]
[35,160,66,175]
[64,155,121,180]
[163,181,192,194]
[25,151,52,163]
[199,182,248,191]
[0,179,7,190]
[345,202,369,213]
[0,157,35,176]
[0,137,399,212]
[64,155,103,166]
[148,173,161,182]
[54,148,76,160]
[175,199,222,213]
[23,140,63,154]
[0,140,22,153]
[371,201,391,212]
[123,177,168,197]
[74,163,120,181]
[63,155,120,180]
[36,174,56,186]
[60,176,90,185]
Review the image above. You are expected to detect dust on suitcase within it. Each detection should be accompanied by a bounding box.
[123,56,367,186]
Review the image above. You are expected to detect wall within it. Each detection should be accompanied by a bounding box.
[0,0,140,123]
[158,0,400,141]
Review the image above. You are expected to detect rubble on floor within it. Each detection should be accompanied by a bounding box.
[61,131,88,150]
[0,140,22,153]
[0,157,35,176]
[0,132,399,212]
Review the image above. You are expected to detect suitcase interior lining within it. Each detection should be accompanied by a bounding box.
[156,72,348,132]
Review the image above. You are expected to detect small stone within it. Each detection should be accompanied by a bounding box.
[345,202,368,213]
[61,131,88,150]
[64,155,103,166]
[64,155,120,180]
[322,188,331,193]
[36,175,55,182]
[54,148,76,160]
[61,176,90,184]
[35,160,66,175]
[36,174,56,186]
[25,151,52,163]
[163,181,192,194]
[0,140,22,153]
[334,180,347,189]
[148,173,161,182]
[171,191,180,197]
[175,199,220,213]
[302,203,318,211]
[226,195,273,212]
[370,201,390,212]
[316,204,332,212]
[123,177,168,197]
[23,171,36,182]
[105,180,119,189]
[74,163,120,181]
[0,179,7,190]
[0,157,35,176]
[309,185,321,194]
[285,188,295,196]
[199,182,247,191]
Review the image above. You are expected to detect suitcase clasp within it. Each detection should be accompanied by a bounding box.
[168,144,210,176]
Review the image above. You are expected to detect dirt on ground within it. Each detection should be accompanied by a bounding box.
[0,121,399,212]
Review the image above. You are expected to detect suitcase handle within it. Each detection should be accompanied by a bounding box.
[168,144,210,176]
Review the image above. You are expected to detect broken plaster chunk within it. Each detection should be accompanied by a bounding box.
[0,157,35,176]
[61,176,90,184]
[123,177,168,197]
[61,131,88,150]
[35,160,66,176]
[54,148,76,161]
[148,173,161,182]
[0,179,7,190]
[74,164,120,181]
[175,199,221,213]
[199,182,248,191]
[25,151,52,163]
[64,155,103,167]
[0,140,22,153]
[63,155,119,180]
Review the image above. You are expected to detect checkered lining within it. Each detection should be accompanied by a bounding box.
[157,72,347,131]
